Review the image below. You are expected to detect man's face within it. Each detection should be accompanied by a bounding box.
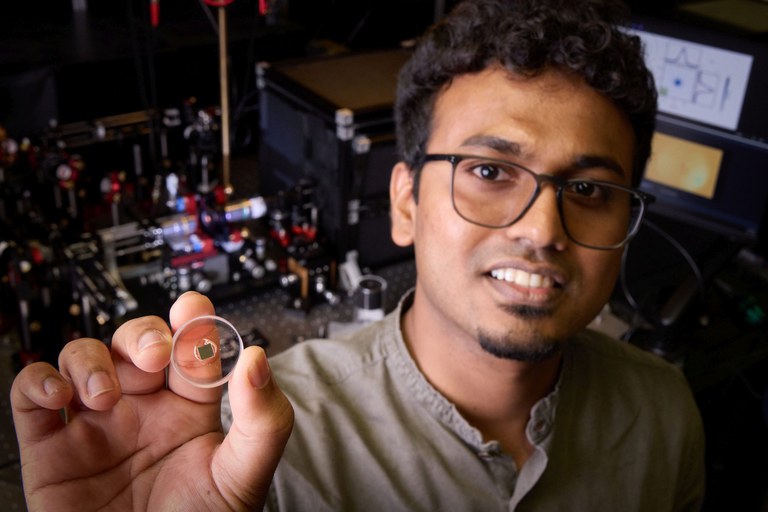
[391,66,635,360]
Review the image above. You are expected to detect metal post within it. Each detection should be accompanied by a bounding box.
[218,7,232,193]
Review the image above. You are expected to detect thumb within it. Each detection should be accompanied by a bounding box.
[212,346,294,508]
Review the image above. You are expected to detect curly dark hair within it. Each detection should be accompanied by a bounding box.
[395,0,657,193]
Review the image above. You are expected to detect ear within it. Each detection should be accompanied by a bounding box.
[389,161,416,248]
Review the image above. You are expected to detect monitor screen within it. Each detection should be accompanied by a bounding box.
[645,132,723,200]
[628,17,768,242]
[642,115,768,241]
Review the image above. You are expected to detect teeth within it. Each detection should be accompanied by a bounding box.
[490,268,553,288]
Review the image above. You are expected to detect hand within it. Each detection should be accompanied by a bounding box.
[11,291,294,511]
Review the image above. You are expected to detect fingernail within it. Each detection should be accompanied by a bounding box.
[87,371,115,399]
[43,376,64,396]
[138,329,169,353]
[248,355,271,390]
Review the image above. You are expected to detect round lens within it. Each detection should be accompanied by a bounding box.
[171,315,243,388]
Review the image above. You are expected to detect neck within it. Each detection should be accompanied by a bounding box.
[401,297,562,465]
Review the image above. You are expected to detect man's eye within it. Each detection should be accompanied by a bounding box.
[570,181,602,198]
[471,164,505,181]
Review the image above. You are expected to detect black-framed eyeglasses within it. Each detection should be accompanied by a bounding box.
[423,154,655,250]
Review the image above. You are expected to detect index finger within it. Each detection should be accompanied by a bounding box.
[166,292,221,402]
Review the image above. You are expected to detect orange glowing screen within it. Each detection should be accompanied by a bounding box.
[645,132,723,199]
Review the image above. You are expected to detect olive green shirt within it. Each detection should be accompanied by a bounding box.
[265,293,705,511]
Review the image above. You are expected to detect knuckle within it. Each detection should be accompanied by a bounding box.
[114,315,167,338]
[62,337,101,351]
[59,338,101,361]
[113,316,170,356]
[10,363,39,391]
[118,315,147,331]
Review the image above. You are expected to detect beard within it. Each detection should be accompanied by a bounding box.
[477,304,563,362]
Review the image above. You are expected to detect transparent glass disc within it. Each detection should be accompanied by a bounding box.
[171,315,243,388]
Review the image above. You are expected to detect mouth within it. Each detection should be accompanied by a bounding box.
[488,267,559,290]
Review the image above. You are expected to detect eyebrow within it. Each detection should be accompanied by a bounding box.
[460,135,524,157]
[568,155,627,180]
[460,134,627,180]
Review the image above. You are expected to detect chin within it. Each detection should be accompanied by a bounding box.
[477,331,563,363]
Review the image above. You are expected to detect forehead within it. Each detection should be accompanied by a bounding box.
[429,67,635,178]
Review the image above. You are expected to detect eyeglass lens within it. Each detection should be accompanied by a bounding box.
[450,157,642,249]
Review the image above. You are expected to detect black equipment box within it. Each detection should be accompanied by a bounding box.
[257,49,413,268]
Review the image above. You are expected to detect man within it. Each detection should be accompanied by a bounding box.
[11,0,705,510]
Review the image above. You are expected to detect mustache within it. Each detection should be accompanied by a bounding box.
[499,304,553,317]
[473,242,567,267]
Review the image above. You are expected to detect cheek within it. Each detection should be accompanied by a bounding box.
[577,250,622,302]
[414,175,464,244]
[564,250,622,333]
[413,190,477,277]
[414,203,460,264]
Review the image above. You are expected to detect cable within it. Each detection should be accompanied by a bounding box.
[232,1,264,137]
[196,0,220,36]
[344,2,374,46]
[620,242,641,313]
[645,218,706,297]
[619,218,706,332]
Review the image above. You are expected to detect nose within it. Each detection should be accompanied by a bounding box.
[503,184,568,250]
